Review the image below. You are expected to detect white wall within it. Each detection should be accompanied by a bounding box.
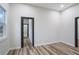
[29,19,32,44]
[0,4,10,55]
[9,3,61,48]
[60,4,79,46]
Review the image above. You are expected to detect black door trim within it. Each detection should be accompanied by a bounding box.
[21,17,34,48]
[75,17,79,47]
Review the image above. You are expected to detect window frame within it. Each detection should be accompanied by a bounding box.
[0,5,7,41]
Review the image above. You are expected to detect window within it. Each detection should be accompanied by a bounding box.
[0,6,6,37]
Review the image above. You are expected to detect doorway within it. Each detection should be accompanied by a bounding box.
[21,17,34,48]
[75,17,79,47]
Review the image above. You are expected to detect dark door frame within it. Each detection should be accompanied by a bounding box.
[75,17,79,47]
[21,17,34,48]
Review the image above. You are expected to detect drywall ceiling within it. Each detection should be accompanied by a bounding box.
[29,3,77,11]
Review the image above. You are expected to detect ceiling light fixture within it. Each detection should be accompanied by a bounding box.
[60,4,64,8]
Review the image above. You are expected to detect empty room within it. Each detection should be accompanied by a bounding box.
[1,3,79,55]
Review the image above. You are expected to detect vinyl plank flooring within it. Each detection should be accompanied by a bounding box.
[7,42,79,55]
[37,46,50,55]
[42,45,57,55]
[50,43,79,55]
[31,47,40,55]
[47,45,67,55]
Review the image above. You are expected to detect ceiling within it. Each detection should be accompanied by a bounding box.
[29,3,77,11]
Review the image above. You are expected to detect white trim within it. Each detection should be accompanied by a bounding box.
[35,41,75,47]
[4,47,21,55]
[61,41,74,47]
[8,47,21,50]
[4,49,9,55]
[0,6,7,41]
[35,41,60,46]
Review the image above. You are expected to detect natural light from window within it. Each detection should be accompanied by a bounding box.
[0,6,6,38]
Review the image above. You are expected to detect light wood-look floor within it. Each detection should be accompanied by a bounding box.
[7,42,79,55]
[24,37,32,48]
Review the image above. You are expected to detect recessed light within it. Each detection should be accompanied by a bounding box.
[60,4,64,8]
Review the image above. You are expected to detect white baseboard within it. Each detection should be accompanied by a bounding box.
[61,41,74,47]
[35,41,60,46]
[35,41,75,47]
[9,47,21,50]
[4,47,21,55]
[4,49,10,55]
